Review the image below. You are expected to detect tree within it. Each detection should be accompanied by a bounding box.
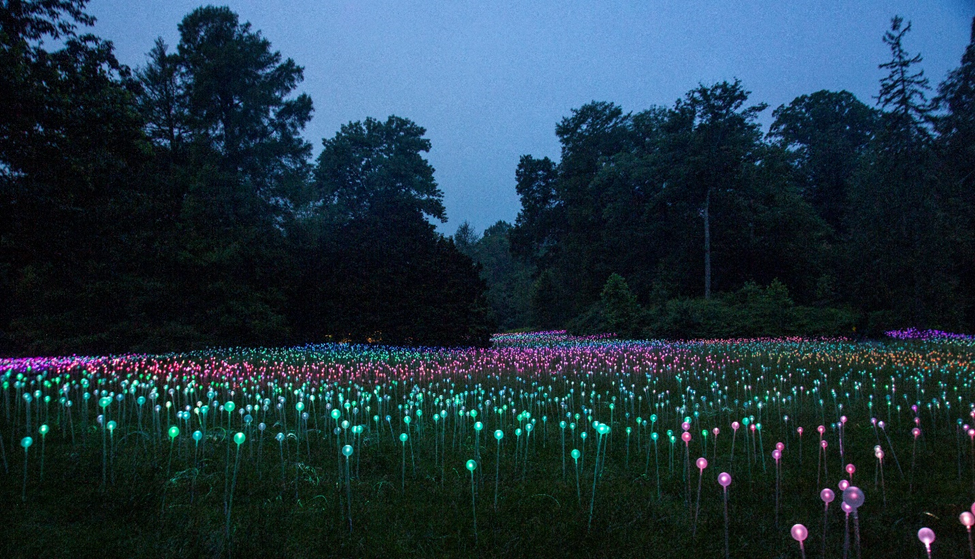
[303,115,491,347]
[601,273,639,338]
[1,0,151,354]
[934,17,975,327]
[769,90,879,232]
[314,116,445,223]
[663,80,767,299]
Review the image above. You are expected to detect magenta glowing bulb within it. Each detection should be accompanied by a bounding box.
[839,479,849,491]
[821,440,828,449]
[775,442,784,451]
[772,449,781,461]
[791,524,808,542]
[918,527,935,549]
[732,421,740,431]
[696,457,708,471]
[846,463,856,476]
[913,427,921,438]
[820,488,835,504]
[797,426,803,435]
[682,431,691,443]
[682,421,691,432]
[842,486,864,510]
[817,425,825,435]
[718,472,732,488]
[841,501,853,514]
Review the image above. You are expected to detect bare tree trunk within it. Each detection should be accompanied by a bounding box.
[704,188,712,300]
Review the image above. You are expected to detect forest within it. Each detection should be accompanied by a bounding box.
[457,16,975,341]
[2,1,974,356]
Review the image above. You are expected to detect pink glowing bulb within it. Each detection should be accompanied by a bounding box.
[846,463,856,476]
[682,421,691,431]
[961,511,975,529]
[696,457,708,471]
[820,488,835,504]
[791,523,808,542]
[682,431,691,443]
[840,415,847,424]
[917,527,935,550]
[712,427,719,436]
[840,501,853,514]
[817,425,825,435]
[718,472,732,488]
[772,449,781,462]
[842,486,864,510]
[750,424,756,432]
[971,501,975,517]
[911,405,918,413]
[838,479,849,491]
[732,421,740,431]
[870,417,877,425]
[878,420,885,429]
[775,442,784,451]
[797,426,803,436]
[969,428,974,440]
[821,440,828,449]
[913,427,921,439]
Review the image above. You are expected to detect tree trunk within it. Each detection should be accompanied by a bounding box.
[704,188,712,300]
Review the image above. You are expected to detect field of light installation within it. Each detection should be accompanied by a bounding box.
[1,330,974,558]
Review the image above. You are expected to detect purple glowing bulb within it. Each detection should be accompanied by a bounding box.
[791,523,808,542]
[918,527,935,551]
[696,457,708,471]
[772,449,781,462]
[842,486,864,510]
[718,472,732,488]
[820,488,835,504]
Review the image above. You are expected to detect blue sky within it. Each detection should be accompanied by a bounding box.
[85,1,973,235]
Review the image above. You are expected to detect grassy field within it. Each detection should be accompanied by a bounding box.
[1,333,973,558]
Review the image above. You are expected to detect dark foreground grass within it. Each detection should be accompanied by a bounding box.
[1,338,973,558]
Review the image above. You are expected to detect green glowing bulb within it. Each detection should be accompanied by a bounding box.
[475,421,483,431]
[295,402,304,412]
[399,433,408,443]
[168,426,179,439]
[651,432,659,441]
[650,414,657,423]
[404,416,411,425]
[99,396,111,409]
[224,401,235,413]
[39,424,49,436]
[466,459,477,472]
[234,432,245,445]
[342,444,353,457]
[331,409,341,420]
[21,436,33,449]
[107,420,116,432]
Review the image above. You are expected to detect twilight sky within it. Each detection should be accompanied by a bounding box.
[84,1,973,235]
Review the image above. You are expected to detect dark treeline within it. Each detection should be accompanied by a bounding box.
[458,16,975,339]
[1,2,492,355]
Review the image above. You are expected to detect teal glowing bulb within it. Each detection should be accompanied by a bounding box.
[107,420,116,432]
[224,401,235,413]
[39,424,49,436]
[399,433,408,443]
[494,429,503,440]
[466,459,477,472]
[234,432,245,445]
[475,421,483,431]
[168,426,179,439]
[193,430,203,442]
[331,409,341,420]
[571,449,580,461]
[99,396,111,408]
[342,444,353,457]
[21,436,33,449]
[295,401,304,411]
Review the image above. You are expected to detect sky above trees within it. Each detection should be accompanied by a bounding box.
[85,0,973,233]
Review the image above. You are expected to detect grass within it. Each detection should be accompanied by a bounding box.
[1,336,973,558]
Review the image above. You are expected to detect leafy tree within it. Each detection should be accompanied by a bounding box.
[934,17,975,327]
[304,115,491,347]
[601,273,640,338]
[662,80,767,299]
[769,90,879,232]
[1,0,150,353]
